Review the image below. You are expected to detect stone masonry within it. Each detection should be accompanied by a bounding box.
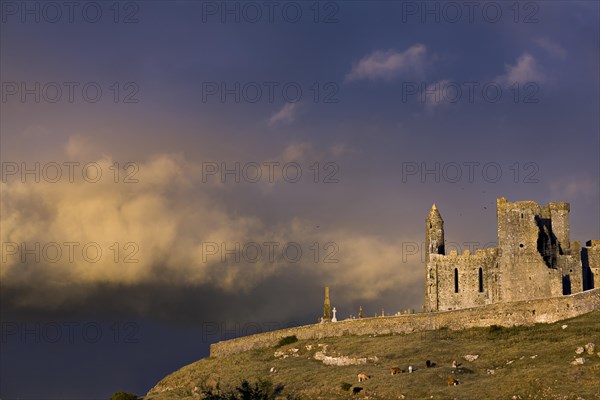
[425,197,599,312]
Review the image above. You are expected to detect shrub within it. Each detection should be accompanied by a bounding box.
[237,379,275,400]
[200,378,297,400]
[276,335,298,347]
[340,382,352,391]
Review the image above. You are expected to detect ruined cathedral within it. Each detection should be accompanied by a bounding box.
[424,197,600,312]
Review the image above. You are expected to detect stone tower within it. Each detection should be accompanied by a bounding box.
[425,204,445,310]
[426,204,445,261]
[323,286,331,321]
[496,198,566,302]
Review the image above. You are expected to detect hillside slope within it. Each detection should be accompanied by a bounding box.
[147,312,600,400]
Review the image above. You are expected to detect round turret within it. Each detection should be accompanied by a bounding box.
[426,203,445,258]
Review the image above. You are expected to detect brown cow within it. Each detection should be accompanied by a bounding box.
[357,373,370,382]
[390,367,404,375]
[447,377,459,386]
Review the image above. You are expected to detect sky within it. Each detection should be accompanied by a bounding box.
[1,0,599,398]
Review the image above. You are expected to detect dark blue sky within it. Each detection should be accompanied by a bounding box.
[1,1,599,398]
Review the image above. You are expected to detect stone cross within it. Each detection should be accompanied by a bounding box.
[331,307,338,322]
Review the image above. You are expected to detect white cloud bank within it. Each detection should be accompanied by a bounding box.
[268,102,300,127]
[497,53,546,85]
[346,44,428,82]
[1,138,422,309]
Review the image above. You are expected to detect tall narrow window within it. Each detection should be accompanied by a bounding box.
[478,268,483,292]
[454,268,459,293]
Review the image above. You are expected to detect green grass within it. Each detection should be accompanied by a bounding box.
[146,311,600,400]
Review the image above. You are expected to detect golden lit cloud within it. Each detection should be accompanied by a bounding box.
[1,138,421,309]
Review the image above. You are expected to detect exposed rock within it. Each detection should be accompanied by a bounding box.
[571,357,585,365]
[314,351,367,366]
[530,355,538,359]
[561,324,568,329]
[463,354,479,362]
[486,369,496,375]
[275,348,300,359]
[584,343,595,354]
[575,347,584,355]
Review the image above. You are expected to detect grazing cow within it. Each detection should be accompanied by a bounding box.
[274,384,284,395]
[447,377,459,386]
[390,367,403,375]
[451,360,458,368]
[352,387,363,395]
[408,365,413,373]
[357,373,370,382]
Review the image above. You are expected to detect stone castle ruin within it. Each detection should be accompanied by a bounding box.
[209,197,600,358]
[425,197,600,312]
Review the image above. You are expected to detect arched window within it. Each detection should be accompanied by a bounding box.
[478,268,483,292]
[454,268,459,293]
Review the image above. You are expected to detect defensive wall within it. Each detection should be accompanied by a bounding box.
[210,288,600,358]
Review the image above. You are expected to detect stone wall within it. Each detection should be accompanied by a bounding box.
[209,288,600,358]
[546,201,571,253]
[429,248,497,311]
[583,240,600,289]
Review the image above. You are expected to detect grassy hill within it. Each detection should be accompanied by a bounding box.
[146,311,600,400]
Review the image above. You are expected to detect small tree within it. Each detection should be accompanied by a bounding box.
[276,335,298,347]
[237,379,275,400]
[200,378,297,400]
